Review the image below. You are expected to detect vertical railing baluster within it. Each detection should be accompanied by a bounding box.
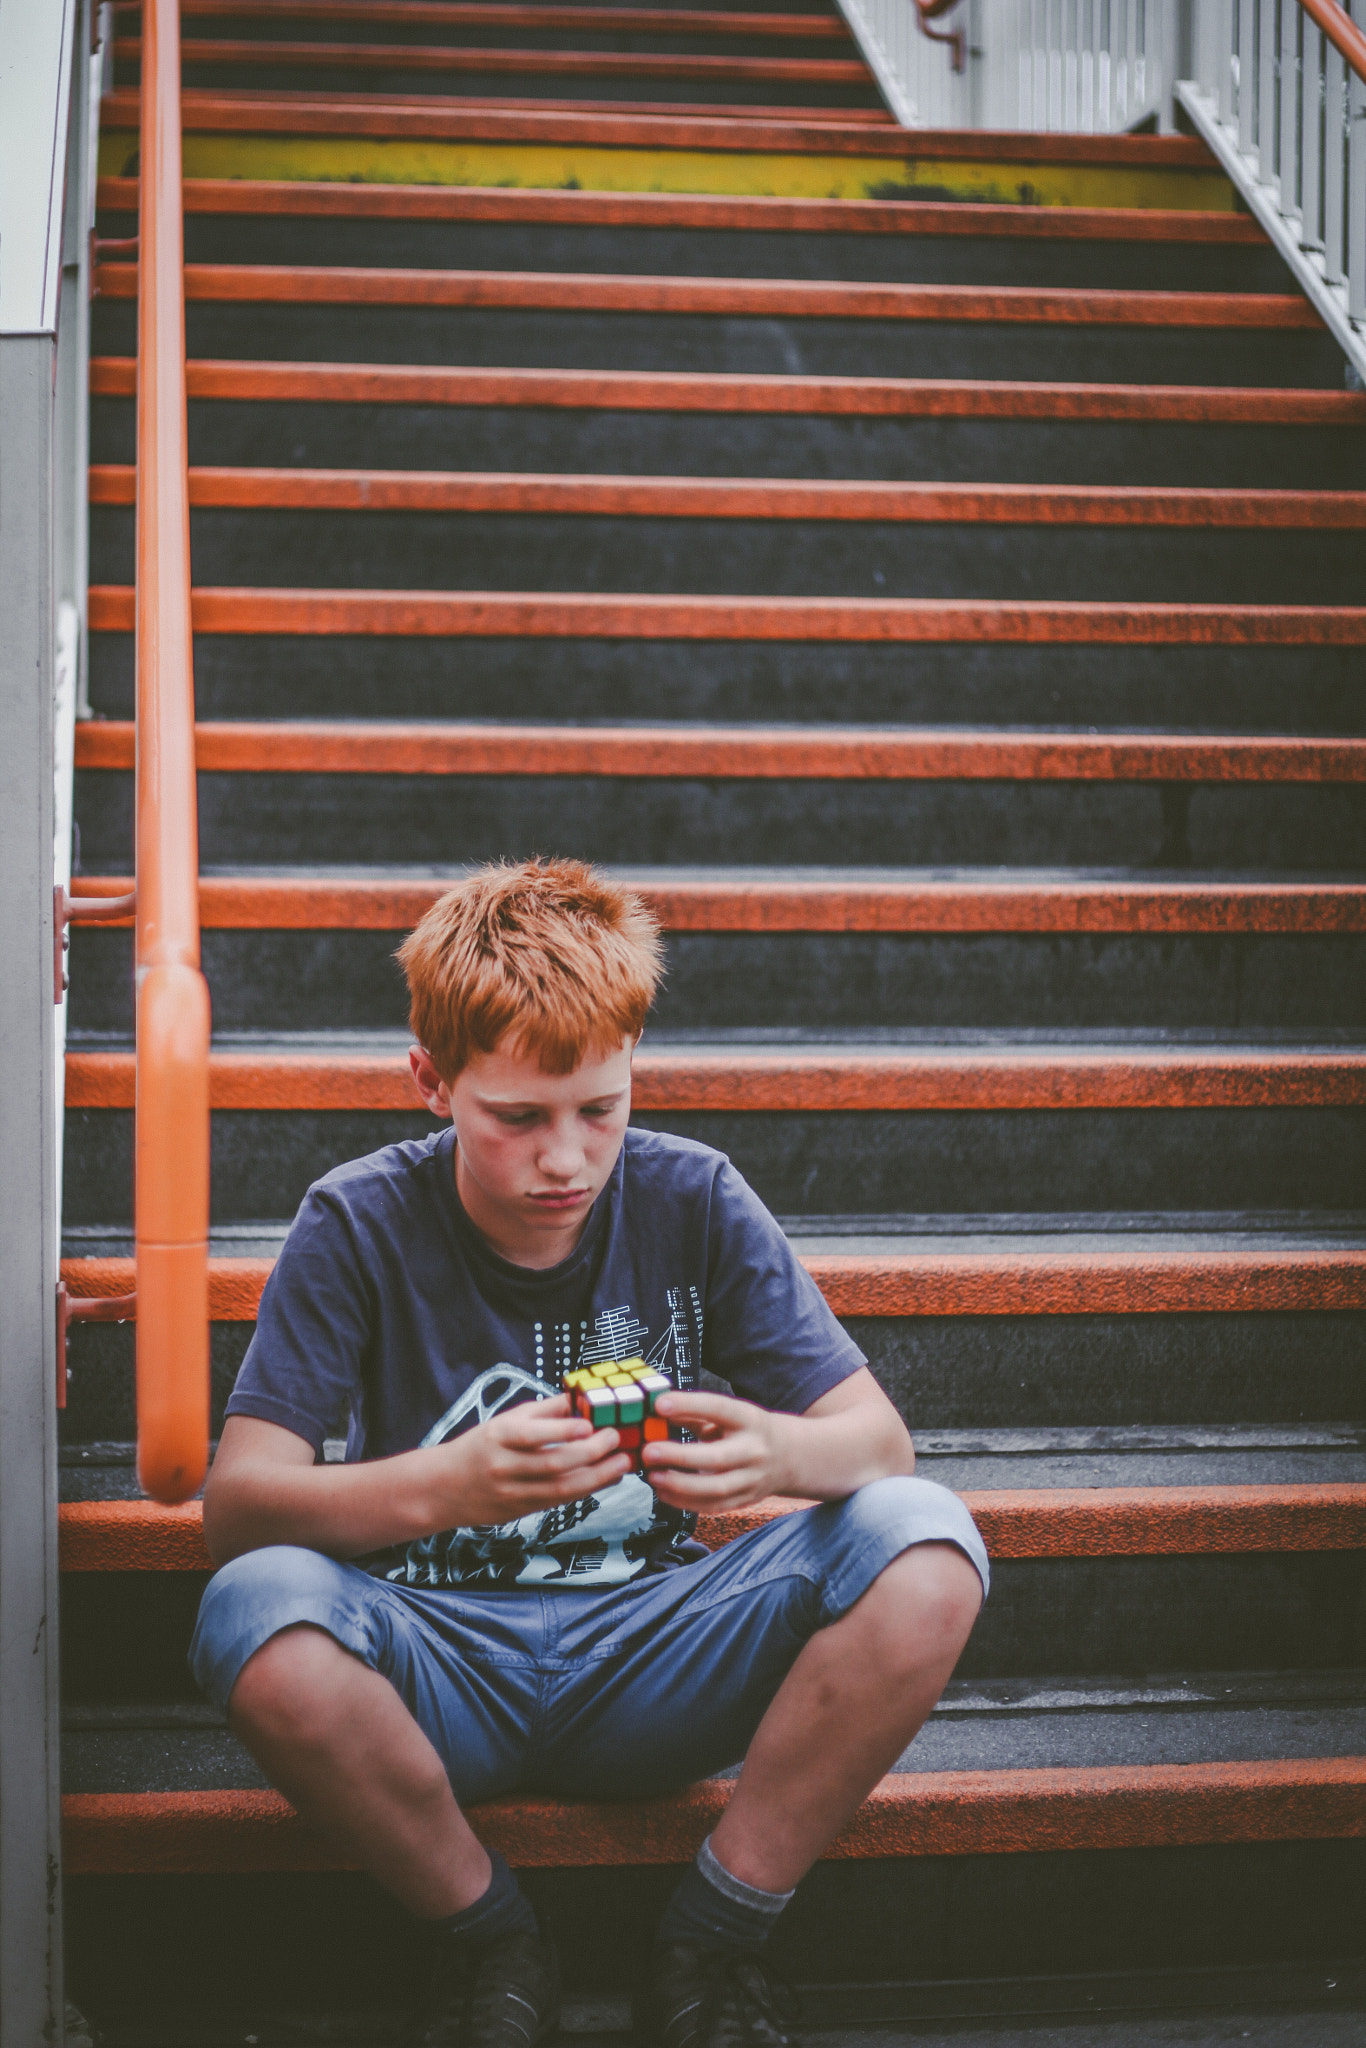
[1239,0,1256,145]
[1280,0,1301,213]
[1350,0,1365,318]
[1067,0,1078,127]
[1081,0,1091,128]
[1016,0,1028,127]
[1220,0,1235,123]
[1259,0,1277,181]
[1127,0,1140,119]
[1301,11,1322,245]
[1324,32,1345,281]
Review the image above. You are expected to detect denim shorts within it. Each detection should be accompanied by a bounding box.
[190,1476,989,1806]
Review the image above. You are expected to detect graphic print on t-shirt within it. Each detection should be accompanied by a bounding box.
[385,1298,699,1590]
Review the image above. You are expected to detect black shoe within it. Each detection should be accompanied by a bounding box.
[411,1919,561,2048]
[634,1944,797,2048]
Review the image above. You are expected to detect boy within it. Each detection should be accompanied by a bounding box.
[192,859,988,2048]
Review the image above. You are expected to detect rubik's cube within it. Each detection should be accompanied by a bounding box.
[563,1357,678,1471]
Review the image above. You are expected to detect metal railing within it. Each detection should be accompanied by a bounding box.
[1176,0,1366,380]
[836,0,1172,131]
[836,0,1365,375]
[131,0,212,1503]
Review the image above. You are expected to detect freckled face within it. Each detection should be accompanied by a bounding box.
[410,1036,633,1268]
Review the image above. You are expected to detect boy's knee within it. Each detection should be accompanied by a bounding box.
[230,1622,347,1740]
[823,1475,991,1607]
[190,1543,369,1711]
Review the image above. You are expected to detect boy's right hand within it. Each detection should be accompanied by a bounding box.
[431,1393,631,1526]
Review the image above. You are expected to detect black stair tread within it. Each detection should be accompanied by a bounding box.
[185,862,1366,882]
[71,1957,1366,2048]
[60,1213,1366,1262]
[58,1668,1366,1794]
[65,1025,1366,1053]
[53,1429,1366,1502]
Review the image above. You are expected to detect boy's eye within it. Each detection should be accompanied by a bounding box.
[497,1111,540,1128]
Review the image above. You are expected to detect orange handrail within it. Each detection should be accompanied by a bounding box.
[135,0,212,1504]
[1299,0,1366,84]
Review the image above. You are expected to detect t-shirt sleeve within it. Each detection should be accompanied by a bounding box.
[702,1159,866,1412]
[225,1185,373,1453]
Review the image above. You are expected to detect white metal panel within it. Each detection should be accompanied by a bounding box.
[0,0,77,337]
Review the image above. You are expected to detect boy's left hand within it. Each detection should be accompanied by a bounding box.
[641,1391,795,1511]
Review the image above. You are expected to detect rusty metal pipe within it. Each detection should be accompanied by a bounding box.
[135,0,211,1504]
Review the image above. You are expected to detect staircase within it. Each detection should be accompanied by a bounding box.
[60,0,1366,2036]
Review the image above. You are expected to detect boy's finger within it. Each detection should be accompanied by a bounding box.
[647,1468,764,1508]
[641,1435,751,1474]
[502,1403,590,1446]
[652,1392,746,1428]
[534,1428,621,1472]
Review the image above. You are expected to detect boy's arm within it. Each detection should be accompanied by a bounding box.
[642,1367,914,1515]
[203,1398,632,1568]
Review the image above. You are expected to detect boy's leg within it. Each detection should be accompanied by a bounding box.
[191,1546,558,2047]
[709,1538,982,1894]
[227,1621,489,1917]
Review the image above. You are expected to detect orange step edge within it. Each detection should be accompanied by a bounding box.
[124,35,873,82]
[55,1489,1366,1574]
[166,3,856,43]
[58,1247,1366,1321]
[87,587,1366,645]
[86,465,1366,526]
[103,89,901,125]
[89,356,1366,424]
[71,722,1366,782]
[62,1045,1366,1112]
[69,872,1366,934]
[100,89,1222,165]
[97,177,1269,242]
[61,1758,1366,1874]
[94,263,1319,329]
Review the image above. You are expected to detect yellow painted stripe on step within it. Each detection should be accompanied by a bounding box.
[98,129,1236,210]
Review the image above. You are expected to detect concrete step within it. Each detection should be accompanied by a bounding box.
[84,607,1366,733]
[95,92,1235,222]
[61,1087,1366,1220]
[65,866,1366,1035]
[56,1210,1366,1444]
[55,1428,1366,1503]
[58,1027,1366,1222]
[174,0,857,54]
[91,265,1344,387]
[70,720,1366,872]
[89,362,1366,487]
[143,42,886,111]
[55,1487,1366,1697]
[57,1668,1366,1791]
[97,176,1292,292]
[86,496,1366,610]
[59,1965,1366,2048]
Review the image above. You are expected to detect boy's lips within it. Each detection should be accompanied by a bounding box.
[528,1188,591,1208]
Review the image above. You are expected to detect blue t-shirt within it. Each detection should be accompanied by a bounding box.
[226,1125,865,1591]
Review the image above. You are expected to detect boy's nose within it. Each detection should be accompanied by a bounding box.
[537,1129,585,1179]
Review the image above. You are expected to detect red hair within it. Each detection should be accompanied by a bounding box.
[396,859,664,1078]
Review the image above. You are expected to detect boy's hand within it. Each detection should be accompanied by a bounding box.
[640,1391,795,1512]
[435,1393,631,1526]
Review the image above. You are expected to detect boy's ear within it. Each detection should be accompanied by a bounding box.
[410,1043,454,1119]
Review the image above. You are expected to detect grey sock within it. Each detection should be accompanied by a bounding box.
[656,1835,795,1953]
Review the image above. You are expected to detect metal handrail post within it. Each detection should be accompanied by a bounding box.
[135,0,211,1504]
